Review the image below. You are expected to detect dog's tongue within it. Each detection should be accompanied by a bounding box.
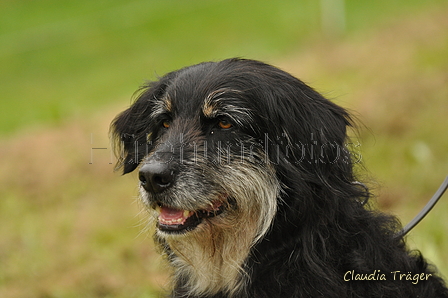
[159,206,191,225]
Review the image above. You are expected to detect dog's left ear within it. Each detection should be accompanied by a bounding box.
[110,73,175,174]
[260,74,352,163]
[260,77,359,202]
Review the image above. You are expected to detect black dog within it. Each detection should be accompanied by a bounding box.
[111,58,448,297]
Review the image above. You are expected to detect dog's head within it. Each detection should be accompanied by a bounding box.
[110,58,362,294]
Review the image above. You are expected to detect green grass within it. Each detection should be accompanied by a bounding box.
[1,0,316,134]
[1,0,447,135]
[1,1,448,297]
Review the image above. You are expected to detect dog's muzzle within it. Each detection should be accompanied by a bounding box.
[139,158,228,234]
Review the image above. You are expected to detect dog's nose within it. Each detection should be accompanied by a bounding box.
[139,162,175,193]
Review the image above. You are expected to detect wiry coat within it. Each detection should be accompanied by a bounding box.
[111,58,448,297]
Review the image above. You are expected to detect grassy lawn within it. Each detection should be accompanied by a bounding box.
[1,0,446,134]
[1,1,447,297]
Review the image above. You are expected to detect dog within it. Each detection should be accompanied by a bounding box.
[110,58,448,297]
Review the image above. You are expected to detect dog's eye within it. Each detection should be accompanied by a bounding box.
[218,120,232,129]
[162,120,170,128]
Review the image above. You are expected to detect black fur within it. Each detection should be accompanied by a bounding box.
[111,58,448,297]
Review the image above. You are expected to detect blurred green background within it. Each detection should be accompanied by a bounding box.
[1,0,447,297]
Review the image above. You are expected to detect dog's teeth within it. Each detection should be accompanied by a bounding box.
[166,217,184,224]
[183,210,191,218]
[155,206,162,213]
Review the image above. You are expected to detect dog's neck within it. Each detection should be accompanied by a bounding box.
[163,222,257,297]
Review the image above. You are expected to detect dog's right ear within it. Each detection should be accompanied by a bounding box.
[110,73,175,174]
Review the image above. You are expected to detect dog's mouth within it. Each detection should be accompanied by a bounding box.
[155,199,226,234]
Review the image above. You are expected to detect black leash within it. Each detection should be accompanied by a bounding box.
[395,176,448,239]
